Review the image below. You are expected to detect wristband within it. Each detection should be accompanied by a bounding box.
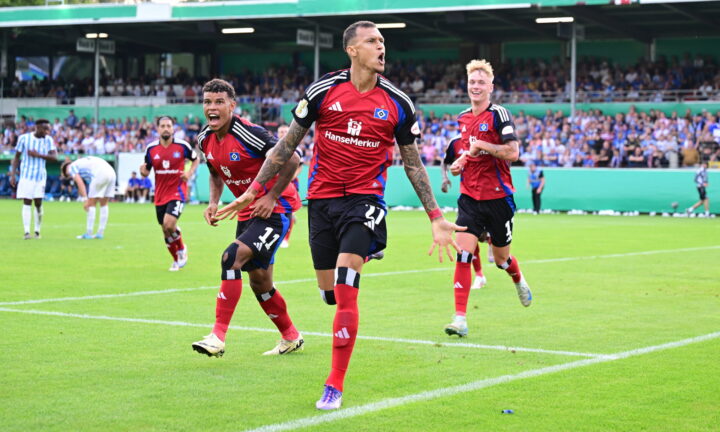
[250,180,263,193]
[427,208,442,221]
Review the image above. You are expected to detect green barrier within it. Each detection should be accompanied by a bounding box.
[194,164,718,213]
[16,104,256,123]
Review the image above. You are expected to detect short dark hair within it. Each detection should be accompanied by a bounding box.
[156,115,174,126]
[343,20,376,50]
[36,118,50,126]
[202,78,236,100]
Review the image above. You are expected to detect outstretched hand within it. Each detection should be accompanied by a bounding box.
[427,218,467,263]
[214,192,254,222]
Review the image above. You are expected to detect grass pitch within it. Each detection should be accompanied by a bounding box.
[1,199,718,431]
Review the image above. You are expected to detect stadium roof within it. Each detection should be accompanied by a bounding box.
[1,0,720,56]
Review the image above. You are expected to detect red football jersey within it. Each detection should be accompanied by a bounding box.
[292,69,419,200]
[197,115,301,221]
[456,103,518,201]
[144,139,197,206]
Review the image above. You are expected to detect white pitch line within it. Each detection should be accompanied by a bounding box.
[0,307,602,358]
[2,245,718,307]
[242,331,720,432]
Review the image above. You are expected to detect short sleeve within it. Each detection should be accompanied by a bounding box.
[443,137,460,165]
[493,105,518,143]
[394,105,420,146]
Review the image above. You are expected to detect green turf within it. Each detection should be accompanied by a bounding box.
[1,200,718,431]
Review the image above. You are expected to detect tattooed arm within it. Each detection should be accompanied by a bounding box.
[214,121,308,220]
[398,141,466,262]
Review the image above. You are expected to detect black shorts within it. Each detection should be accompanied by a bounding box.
[235,212,291,272]
[155,200,185,224]
[456,194,516,248]
[698,186,707,201]
[308,195,387,270]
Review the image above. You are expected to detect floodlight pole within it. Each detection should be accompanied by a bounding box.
[94,39,100,134]
[314,24,320,81]
[570,22,577,123]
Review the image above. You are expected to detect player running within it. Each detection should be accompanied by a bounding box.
[444,59,532,338]
[140,116,199,271]
[191,78,304,358]
[214,21,463,410]
[61,156,117,239]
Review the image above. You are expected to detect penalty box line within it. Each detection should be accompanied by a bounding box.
[2,245,718,307]
[0,307,604,358]
[241,330,720,432]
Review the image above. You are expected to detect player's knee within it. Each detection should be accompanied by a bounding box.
[220,242,243,281]
[456,250,473,264]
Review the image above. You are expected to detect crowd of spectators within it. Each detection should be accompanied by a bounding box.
[7,54,720,106]
[409,106,720,168]
[2,104,719,171]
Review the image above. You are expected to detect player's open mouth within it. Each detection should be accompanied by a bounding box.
[378,53,385,65]
[208,114,220,120]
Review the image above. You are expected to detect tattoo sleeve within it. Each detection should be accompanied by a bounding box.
[479,139,519,161]
[398,141,440,212]
[255,120,308,186]
[207,164,224,205]
[267,151,300,199]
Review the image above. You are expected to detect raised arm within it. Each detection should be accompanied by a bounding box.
[398,141,465,262]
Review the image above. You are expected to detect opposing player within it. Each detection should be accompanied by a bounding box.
[444,59,532,338]
[140,116,199,271]
[9,119,57,239]
[441,135,488,290]
[191,78,304,358]
[61,156,117,239]
[687,161,710,217]
[215,21,463,410]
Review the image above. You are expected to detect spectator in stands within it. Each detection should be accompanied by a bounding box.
[137,174,152,203]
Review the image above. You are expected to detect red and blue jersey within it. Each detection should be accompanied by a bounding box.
[144,139,197,206]
[292,69,419,201]
[197,115,301,221]
[456,103,517,201]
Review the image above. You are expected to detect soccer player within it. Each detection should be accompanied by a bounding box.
[527,161,545,214]
[277,124,299,248]
[61,156,117,239]
[140,116,199,271]
[9,119,57,239]
[214,21,463,410]
[441,136,488,290]
[444,59,532,338]
[191,78,304,358]
[687,161,710,217]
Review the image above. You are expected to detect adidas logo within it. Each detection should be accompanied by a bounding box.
[372,181,379,187]
[334,327,350,339]
[207,152,214,160]
[254,241,263,250]
[267,313,279,319]
[217,292,227,300]
[329,101,342,112]
[462,125,467,132]
[153,154,160,159]
[454,282,463,289]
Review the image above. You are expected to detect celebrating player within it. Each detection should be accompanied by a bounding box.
[444,59,532,338]
[191,79,304,358]
[61,156,117,239]
[215,21,463,410]
[10,119,57,239]
[140,116,199,271]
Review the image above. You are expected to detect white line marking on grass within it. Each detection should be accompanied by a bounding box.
[3,245,718,306]
[241,331,720,432]
[0,307,603,358]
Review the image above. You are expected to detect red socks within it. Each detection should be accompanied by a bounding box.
[165,230,184,261]
[499,256,522,283]
[212,273,242,341]
[471,244,483,277]
[454,251,473,316]
[326,268,360,392]
[257,288,299,340]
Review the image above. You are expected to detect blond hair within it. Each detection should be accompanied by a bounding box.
[466,59,494,79]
